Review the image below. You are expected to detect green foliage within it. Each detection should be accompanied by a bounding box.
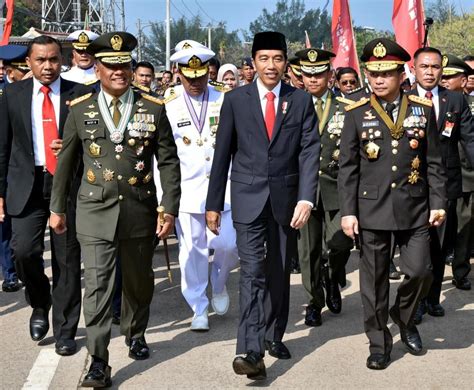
[429,13,474,56]
[425,0,458,24]
[4,0,41,36]
[353,27,394,59]
[247,0,331,48]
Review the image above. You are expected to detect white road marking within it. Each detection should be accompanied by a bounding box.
[22,348,61,389]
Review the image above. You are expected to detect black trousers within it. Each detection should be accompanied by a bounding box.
[452,192,473,280]
[10,169,81,341]
[233,200,296,356]
[359,226,432,355]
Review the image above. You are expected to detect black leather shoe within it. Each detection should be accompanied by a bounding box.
[413,300,427,325]
[55,339,77,356]
[326,280,342,314]
[390,307,423,355]
[389,262,401,280]
[81,359,112,388]
[112,313,121,325]
[264,340,291,359]
[445,252,454,265]
[305,304,322,327]
[452,277,471,290]
[2,279,22,292]
[290,257,301,274]
[366,353,391,370]
[128,336,150,360]
[427,302,445,317]
[30,308,50,341]
[232,351,266,380]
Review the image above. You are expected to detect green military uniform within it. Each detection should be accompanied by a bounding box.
[50,33,180,364]
[295,48,354,318]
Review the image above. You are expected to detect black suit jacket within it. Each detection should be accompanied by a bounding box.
[411,87,474,199]
[0,77,91,216]
[338,92,447,231]
[206,81,320,226]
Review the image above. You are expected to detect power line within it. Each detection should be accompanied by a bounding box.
[180,0,197,18]
[170,0,186,18]
[194,0,218,24]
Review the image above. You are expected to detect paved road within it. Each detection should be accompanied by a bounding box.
[1,236,473,389]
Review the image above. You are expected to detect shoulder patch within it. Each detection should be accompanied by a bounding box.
[345,97,370,111]
[336,96,355,105]
[408,94,433,107]
[142,93,164,105]
[69,92,93,107]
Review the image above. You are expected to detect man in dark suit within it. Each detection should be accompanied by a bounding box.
[0,36,91,356]
[206,31,320,380]
[339,38,448,370]
[410,49,474,324]
[295,48,354,327]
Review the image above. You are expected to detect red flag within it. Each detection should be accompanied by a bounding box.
[392,0,426,67]
[331,0,360,75]
[304,30,311,49]
[1,0,15,46]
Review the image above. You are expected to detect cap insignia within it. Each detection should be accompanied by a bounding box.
[442,55,448,67]
[111,35,123,51]
[78,32,89,44]
[188,55,202,69]
[373,42,387,58]
[308,50,318,63]
[183,42,192,49]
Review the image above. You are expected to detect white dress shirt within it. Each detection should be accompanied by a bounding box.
[31,77,61,166]
[416,84,439,121]
[61,65,97,84]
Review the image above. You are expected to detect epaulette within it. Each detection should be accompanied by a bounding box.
[132,82,151,93]
[69,92,93,106]
[347,86,363,95]
[408,94,433,107]
[84,79,98,86]
[209,80,229,93]
[345,97,370,111]
[163,87,179,104]
[142,93,164,105]
[336,96,355,105]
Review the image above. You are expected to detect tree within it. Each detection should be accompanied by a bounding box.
[429,13,474,56]
[3,0,41,36]
[425,0,458,24]
[247,0,331,48]
[142,15,240,68]
[353,27,394,59]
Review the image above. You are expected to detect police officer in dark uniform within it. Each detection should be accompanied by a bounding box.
[338,38,447,370]
[49,32,180,387]
[295,48,354,327]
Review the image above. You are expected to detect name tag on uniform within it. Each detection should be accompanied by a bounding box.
[84,119,100,126]
[442,121,454,137]
[178,121,191,128]
[362,121,379,127]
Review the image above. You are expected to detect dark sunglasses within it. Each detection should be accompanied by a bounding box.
[341,79,357,86]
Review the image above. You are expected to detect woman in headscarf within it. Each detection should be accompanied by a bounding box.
[217,63,239,90]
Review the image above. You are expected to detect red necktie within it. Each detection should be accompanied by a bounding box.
[265,91,276,140]
[40,85,59,175]
[425,90,436,118]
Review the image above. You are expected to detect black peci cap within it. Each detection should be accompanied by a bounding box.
[251,31,287,57]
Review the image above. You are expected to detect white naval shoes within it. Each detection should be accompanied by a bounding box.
[190,311,209,331]
[211,287,230,315]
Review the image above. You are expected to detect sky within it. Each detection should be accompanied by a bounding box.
[124,0,474,37]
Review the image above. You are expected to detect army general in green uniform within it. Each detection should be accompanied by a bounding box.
[49,32,180,388]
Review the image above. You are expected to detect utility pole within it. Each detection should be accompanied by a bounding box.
[137,18,142,61]
[166,0,171,70]
[207,25,212,51]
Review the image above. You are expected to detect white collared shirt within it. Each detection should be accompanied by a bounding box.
[31,77,61,166]
[256,78,281,118]
[381,95,401,122]
[416,85,439,120]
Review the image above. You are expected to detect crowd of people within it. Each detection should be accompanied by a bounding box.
[0,26,473,388]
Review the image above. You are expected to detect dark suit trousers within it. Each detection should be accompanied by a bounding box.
[233,201,296,356]
[426,199,457,304]
[78,233,155,362]
[298,204,352,309]
[10,169,81,341]
[452,192,473,280]
[359,226,432,355]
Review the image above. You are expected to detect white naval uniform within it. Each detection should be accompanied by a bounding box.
[61,65,97,84]
[165,84,238,316]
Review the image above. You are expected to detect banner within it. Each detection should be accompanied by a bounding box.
[304,30,311,48]
[1,0,14,46]
[331,0,360,74]
[392,0,426,67]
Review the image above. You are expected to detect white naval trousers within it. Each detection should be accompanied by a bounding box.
[175,210,239,316]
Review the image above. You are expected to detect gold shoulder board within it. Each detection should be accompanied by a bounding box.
[142,93,164,105]
[163,88,179,104]
[345,97,370,111]
[69,92,93,107]
[336,96,355,105]
[84,79,98,86]
[133,82,150,92]
[408,94,433,107]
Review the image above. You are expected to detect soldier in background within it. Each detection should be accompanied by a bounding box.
[287,57,304,90]
[240,57,255,85]
[61,30,99,84]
